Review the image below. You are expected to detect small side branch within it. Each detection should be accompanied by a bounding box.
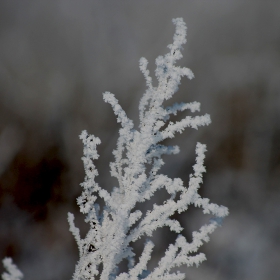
[2,258,23,280]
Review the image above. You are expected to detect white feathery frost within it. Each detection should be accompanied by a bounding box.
[1,18,228,280]
[67,17,228,280]
[2,258,23,280]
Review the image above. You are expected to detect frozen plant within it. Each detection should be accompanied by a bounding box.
[68,18,228,280]
[1,18,228,280]
[1,258,23,280]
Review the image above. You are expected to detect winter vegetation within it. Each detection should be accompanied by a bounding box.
[1,258,23,280]
[1,18,228,280]
[1,2,280,279]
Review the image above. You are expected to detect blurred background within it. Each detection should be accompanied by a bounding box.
[0,1,279,279]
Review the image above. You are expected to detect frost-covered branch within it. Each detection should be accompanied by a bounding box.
[1,17,228,280]
[67,17,228,280]
[1,258,23,280]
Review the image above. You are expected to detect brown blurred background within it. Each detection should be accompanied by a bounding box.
[0,1,279,279]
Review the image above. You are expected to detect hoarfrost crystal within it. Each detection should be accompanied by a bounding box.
[68,18,228,279]
[1,18,228,280]
[2,258,23,280]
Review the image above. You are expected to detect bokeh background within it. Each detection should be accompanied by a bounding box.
[0,1,280,279]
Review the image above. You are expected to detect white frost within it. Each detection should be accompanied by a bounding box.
[68,18,228,280]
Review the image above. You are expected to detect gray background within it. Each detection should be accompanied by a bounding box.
[0,1,279,279]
